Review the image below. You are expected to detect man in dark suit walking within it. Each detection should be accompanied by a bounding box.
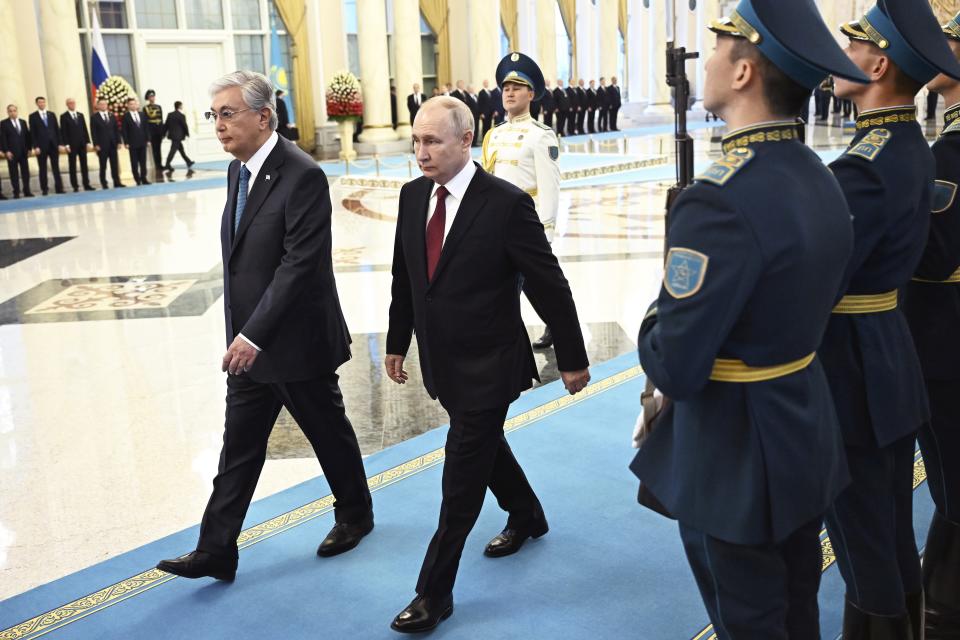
[407,83,427,125]
[386,96,590,633]
[121,97,149,184]
[157,70,373,582]
[90,98,124,189]
[2,104,34,198]
[59,98,95,192]
[29,96,65,195]
[162,101,194,172]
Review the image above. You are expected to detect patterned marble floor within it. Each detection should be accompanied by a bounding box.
[0,115,940,601]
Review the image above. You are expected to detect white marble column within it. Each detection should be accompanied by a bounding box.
[575,0,596,82]
[468,0,500,90]
[646,0,672,113]
[599,0,619,80]
[356,0,398,142]
[628,0,648,105]
[0,1,27,111]
[536,0,558,83]
[393,0,423,137]
[38,0,89,116]
[14,0,46,110]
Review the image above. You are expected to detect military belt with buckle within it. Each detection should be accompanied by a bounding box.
[709,353,816,383]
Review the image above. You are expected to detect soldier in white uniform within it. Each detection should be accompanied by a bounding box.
[482,52,562,349]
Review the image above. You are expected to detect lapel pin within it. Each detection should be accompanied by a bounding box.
[265,174,270,181]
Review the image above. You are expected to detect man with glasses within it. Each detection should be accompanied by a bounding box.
[156,70,373,582]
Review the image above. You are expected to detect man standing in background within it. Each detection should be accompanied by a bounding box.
[408,83,427,125]
[553,80,568,135]
[59,98,95,192]
[1,104,33,198]
[29,96,65,195]
[91,98,123,189]
[121,97,149,185]
[608,76,622,131]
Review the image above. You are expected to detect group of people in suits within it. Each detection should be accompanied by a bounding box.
[0,90,194,199]
[153,0,960,638]
[541,76,622,137]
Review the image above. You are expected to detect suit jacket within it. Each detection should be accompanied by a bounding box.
[60,111,91,148]
[450,89,466,103]
[221,135,351,383]
[553,87,569,111]
[489,88,503,116]
[91,112,120,150]
[386,163,588,412]
[607,85,622,107]
[586,88,598,110]
[1,118,31,157]
[540,88,555,113]
[464,92,479,118]
[598,86,610,108]
[121,110,148,148]
[565,87,579,112]
[276,99,290,131]
[164,111,189,141]
[477,89,491,117]
[407,93,426,122]
[28,111,60,151]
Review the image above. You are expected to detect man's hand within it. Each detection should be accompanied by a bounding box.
[94,145,101,152]
[4,152,11,160]
[385,354,408,384]
[58,145,66,153]
[221,336,259,375]
[560,368,590,395]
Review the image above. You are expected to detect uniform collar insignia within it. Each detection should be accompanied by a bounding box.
[944,103,960,131]
[508,113,532,124]
[855,105,916,130]
[721,121,799,153]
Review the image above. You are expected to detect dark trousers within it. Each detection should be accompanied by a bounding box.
[680,518,824,640]
[566,111,578,136]
[555,112,566,137]
[587,109,596,133]
[416,404,543,596]
[479,115,491,144]
[6,154,31,195]
[576,109,585,134]
[128,145,147,184]
[37,146,63,192]
[824,433,922,615]
[598,108,608,132]
[610,106,620,131]
[543,110,553,129]
[67,148,92,190]
[164,139,193,167]
[927,92,940,121]
[919,380,960,521]
[149,134,164,170]
[197,372,372,558]
[98,146,121,187]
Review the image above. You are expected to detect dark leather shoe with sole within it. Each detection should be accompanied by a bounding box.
[156,551,236,581]
[484,518,549,558]
[390,594,453,633]
[532,326,553,349]
[317,515,374,557]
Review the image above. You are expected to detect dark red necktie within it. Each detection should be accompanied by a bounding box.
[426,185,448,281]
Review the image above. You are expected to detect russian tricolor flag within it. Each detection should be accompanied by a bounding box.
[90,9,111,102]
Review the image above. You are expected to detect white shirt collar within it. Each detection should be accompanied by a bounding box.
[431,160,476,201]
[242,131,280,184]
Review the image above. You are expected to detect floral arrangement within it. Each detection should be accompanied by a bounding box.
[326,70,363,122]
[97,76,136,121]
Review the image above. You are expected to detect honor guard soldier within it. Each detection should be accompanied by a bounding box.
[629,1,869,637]
[821,1,960,636]
[483,52,562,350]
[903,11,960,636]
[143,90,164,177]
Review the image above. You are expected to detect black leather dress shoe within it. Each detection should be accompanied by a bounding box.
[390,594,453,633]
[317,515,374,557]
[156,551,236,581]
[84,184,96,191]
[23,192,35,198]
[55,189,66,194]
[484,518,549,558]
[141,179,151,185]
[532,326,553,349]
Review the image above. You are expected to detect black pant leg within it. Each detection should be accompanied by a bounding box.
[544,111,553,128]
[128,147,140,183]
[919,380,960,520]
[273,374,372,523]
[67,150,79,190]
[37,150,49,192]
[78,150,91,187]
[19,156,31,194]
[824,433,920,614]
[137,147,147,181]
[50,148,63,189]
[8,158,21,195]
[196,374,283,558]
[782,518,825,639]
[150,134,163,170]
[98,150,108,187]
[486,433,543,529]
[165,142,177,167]
[416,404,511,597]
[109,148,121,184]
[556,113,565,136]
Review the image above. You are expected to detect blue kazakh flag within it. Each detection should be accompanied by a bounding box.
[269,13,295,125]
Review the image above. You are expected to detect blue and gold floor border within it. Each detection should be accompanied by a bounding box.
[0,365,642,640]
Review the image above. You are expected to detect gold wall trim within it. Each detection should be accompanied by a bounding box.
[0,366,642,640]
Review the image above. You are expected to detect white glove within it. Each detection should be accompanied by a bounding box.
[632,388,664,449]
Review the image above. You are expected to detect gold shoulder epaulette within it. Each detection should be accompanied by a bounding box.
[845,128,892,162]
[695,148,755,187]
[532,120,551,131]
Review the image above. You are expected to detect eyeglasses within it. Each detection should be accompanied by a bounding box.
[204,108,251,122]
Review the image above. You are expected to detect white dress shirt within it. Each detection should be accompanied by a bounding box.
[236,131,281,353]
[426,159,477,243]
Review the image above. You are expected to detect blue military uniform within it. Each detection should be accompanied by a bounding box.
[630,1,868,637]
[902,12,960,634]
[818,2,960,634]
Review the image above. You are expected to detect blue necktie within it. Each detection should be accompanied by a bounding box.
[234,166,251,232]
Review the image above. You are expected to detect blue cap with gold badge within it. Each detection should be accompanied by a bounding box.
[944,10,960,42]
[496,52,546,100]
[841,0,960,83]
[709,0,870,90]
